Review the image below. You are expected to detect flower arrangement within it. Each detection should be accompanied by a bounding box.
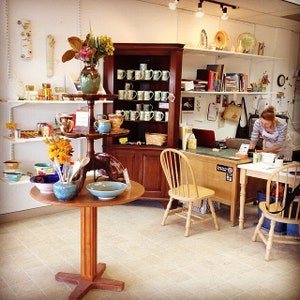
[61,30,114,65]
[44,135,73,165]
[260,71,270,86]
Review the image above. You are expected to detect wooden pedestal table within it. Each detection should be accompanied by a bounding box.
[30,179,145,300]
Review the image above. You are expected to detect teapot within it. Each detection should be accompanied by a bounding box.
[56,113,74,134]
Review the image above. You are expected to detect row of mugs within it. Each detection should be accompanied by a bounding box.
[118,89,169,101]
[117,69,170,81]
[116,110,167,122]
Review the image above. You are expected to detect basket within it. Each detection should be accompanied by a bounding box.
[145,132,167,146]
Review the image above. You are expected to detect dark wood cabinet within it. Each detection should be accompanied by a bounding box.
[103,43,184,204]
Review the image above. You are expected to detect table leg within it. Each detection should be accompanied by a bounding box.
[239,169,248,229]
[55,207,125,300]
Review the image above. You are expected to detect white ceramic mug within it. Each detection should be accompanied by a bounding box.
[135,70,143,80]
[136,103,143,111]
[144,111,154,121]
[117,69,126,80]
[123,110,130,120]
[161,91,169,101]
[164,111,169,122]
[118,89,126,100]
[153,70,162,81]
[137,90,144,101]
[154,111,164,121]
[144,69,153,80]
[144,90,154,101]
[115,110,124,116]
[124,82,133,91]
[143,103,153,111]
[139,63,147,71]
[154,91,161,101]
[130,110,140,121]
[126,69,135,80]
[126,89,137,100]
[161,70,170,81]
[139,110,145,121]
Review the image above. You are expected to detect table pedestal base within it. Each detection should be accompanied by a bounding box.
[55,263,125,300]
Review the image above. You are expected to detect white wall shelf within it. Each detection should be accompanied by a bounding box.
[183,47,281,61]
[181,91,271,95]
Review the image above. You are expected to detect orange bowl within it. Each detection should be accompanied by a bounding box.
[3,160,20,170]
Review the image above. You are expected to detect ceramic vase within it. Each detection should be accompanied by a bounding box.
[79,64,100,94]
[53,181,77,201]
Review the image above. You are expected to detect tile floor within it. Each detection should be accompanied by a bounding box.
[0,201,299,300]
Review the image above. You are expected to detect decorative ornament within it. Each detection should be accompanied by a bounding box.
[17,19,32,59]
[46,34,55,77]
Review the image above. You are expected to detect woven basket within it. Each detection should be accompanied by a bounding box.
[145,132,167,146]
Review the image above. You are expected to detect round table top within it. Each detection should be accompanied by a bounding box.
[30,179,145,208]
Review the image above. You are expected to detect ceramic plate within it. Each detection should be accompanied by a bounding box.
[237,33,257,52]
[214,30,229,49]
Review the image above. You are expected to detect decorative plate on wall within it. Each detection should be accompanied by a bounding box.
[237,33,257,53]
[214,30,229,50]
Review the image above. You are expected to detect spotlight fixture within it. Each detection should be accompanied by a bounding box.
[169,0,179,10]
[195,0,238,19]
[221,5,228,20]
[196,0,204,17]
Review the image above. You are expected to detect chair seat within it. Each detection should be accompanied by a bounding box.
[169,184,215,202]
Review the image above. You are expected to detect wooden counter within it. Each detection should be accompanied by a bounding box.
[184,148,265,226]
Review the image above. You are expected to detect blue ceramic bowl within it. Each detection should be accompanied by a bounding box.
[86,181,127,200]
[30,174,59,194]
[53,181,78,201]
[6,172,22,182]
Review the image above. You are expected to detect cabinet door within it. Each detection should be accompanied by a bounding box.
[139,149,168,199]
[106,147,139,182]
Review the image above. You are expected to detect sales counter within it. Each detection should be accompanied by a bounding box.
[183,147,265,226]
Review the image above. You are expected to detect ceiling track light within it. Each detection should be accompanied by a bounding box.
[221,5,228,20]
[195,0,238,19]
[196,0,204,17]
[169,0,179,10]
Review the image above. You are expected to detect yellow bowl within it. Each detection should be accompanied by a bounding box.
[3,160,20,170]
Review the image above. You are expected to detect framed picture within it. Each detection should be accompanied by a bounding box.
[182,97,195,111]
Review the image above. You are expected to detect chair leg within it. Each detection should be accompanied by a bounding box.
[252,214,264,242]
[265,220,276,261]
[185,202,193,237]
[161,197,174,226]
[207,199,220,230]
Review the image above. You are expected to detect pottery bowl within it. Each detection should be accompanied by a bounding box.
[6,172,22,182]
[86,181,127,200]
[30,174,59,194]
[53,181,78,201]
[4,160,20,170]
[34,163,54,175]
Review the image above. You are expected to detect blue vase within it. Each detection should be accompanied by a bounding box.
[53,181,77,201]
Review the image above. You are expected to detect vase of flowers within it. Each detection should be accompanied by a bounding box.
[62,31,114,94]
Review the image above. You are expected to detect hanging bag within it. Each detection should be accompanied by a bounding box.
[222,101,242,122]
[236,97,250,138]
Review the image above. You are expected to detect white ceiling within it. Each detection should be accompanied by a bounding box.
[137,0,300,33]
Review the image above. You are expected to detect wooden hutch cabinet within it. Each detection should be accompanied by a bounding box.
[103,43,184,204]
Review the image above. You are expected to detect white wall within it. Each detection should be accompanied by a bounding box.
[0,0,299,213]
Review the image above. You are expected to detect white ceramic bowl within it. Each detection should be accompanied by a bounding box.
[30,174,59,194]
[34,163,54,175]
[86,181,127,200]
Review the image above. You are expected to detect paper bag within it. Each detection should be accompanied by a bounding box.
[222,102,242,122]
